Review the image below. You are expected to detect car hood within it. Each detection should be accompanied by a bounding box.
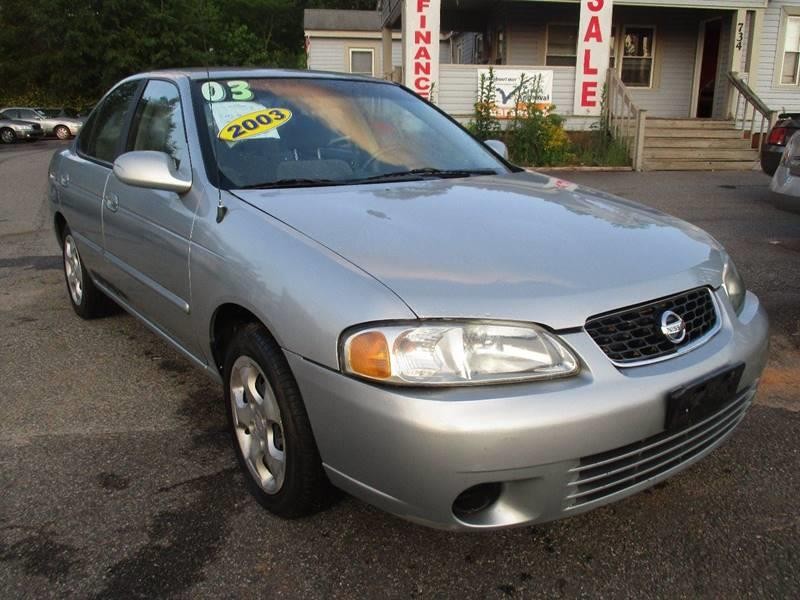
[234,172,725,329]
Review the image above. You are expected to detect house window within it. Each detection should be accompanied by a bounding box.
[781,16,800,85]
[621,26,655,87]
[349,49,374,76]
[546,25,578,66]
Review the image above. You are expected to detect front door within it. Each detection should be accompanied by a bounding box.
[102,79,199,355]
[58,80,141,281]
[696,19,722,118]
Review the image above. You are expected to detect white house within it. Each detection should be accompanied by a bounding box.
[306,1,800,170]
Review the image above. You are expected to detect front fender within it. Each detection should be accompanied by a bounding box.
[189,192,417,371]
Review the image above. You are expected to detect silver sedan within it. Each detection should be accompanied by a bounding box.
[47,69,768,530]
[0,107,84,139]
[0,116,45,143]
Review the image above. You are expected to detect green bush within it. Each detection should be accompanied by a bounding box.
[505,74,572,166]
[466,68,501,140]
[569,129,631,167]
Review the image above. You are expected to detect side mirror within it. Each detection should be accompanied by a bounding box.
[484,139,509,160]
[113,151,191,194]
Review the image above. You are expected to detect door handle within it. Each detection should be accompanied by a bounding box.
[60,173,70,187]
[104,192,119,212]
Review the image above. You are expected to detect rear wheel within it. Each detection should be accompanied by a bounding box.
[54,125,70,140]
[223,323,334,517]
[0,128,15,144]
[62,226,107,318]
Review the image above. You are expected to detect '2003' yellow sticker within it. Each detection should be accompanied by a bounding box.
[219,108,292,142]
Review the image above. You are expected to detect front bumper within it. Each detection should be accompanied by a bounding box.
[288,289,768,530]
[761,146,784,176]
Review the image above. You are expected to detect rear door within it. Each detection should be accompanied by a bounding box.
[57,81,141,279]
[101,79,199,353]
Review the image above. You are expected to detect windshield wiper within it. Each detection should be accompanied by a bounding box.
[239,178,338,190]
[238,168,500,189]
[355,168,500,183]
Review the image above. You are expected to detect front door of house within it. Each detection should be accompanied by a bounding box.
[696,19,722,118]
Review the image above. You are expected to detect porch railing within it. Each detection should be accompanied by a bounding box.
[728,71,778,155]
[605,69,647,171]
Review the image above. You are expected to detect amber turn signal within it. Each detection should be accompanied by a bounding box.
[347,331,391,379]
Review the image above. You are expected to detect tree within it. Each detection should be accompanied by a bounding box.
[0,0,378,104]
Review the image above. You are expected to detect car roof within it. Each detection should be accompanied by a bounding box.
[125,67,390,84]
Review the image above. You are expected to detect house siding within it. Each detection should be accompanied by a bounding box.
[513,0,766,8]
[753,0,800,113]
[506,5,721,119]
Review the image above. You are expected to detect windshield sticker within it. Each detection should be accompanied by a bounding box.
[218,108,292,142]
[201,80,255,102]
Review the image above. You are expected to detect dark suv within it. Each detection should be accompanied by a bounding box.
[761,113,800,176]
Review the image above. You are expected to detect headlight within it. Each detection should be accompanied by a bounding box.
[722,257,745,315]
[341,321,579,386]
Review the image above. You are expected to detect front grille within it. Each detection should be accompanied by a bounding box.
[565,388,752,509]
[585,287,718,365]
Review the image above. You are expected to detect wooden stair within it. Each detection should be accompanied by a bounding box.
[643,119,759,171]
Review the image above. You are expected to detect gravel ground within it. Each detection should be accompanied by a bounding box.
[1,142,798,598]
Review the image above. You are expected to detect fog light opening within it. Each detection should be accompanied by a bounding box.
[452,482,502,520]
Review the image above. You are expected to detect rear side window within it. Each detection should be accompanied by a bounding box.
[127,80,190,176]
[1,110,19,119]
[78,81,140,163]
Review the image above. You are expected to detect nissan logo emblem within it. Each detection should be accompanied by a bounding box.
[660,310,687,344]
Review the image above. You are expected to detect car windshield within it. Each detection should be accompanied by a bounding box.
[193,77,509,189]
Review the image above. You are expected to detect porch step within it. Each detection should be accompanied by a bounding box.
[643,160,758,171]
[646,128,745,139]
[646,119,736,129]
[641,119,757,171]
[642,137,752,149]
[644,148,759,160]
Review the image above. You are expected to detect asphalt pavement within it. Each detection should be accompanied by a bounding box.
[1,142,798,598]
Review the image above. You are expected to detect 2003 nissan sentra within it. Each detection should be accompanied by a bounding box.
[48,69,768,530]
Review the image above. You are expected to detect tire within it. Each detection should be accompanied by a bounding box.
[223,322,334,518]
[54,125,71,140]
[61,226,108,318]
[0,128,15,144]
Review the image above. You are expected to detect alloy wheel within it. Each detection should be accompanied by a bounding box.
[229,355,286,494]
[63,234,83,305]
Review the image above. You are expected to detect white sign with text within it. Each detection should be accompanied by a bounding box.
[574,0,613,116]
[403,0,441,101]
[477,69,554,119]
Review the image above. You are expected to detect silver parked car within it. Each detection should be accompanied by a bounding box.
[48,69,769,530]
[0,106,84,139]
[0,115,45,143]
[770,131,800,211]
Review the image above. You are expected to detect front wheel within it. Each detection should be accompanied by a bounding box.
[223,323,334,518]
[0,128,15,144]
[54,125,71,140]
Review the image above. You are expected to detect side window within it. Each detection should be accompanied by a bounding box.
[127,80,190,175]
[2,110,19,119]
[19,109,40,119]
[78,81,140,163]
